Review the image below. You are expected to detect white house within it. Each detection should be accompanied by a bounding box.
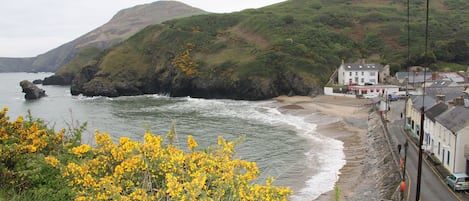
[423,101,448,152]
[338,63,382,86]
[433,106,469,174]
[404,95,436,139]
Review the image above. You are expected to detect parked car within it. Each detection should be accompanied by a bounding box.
[445,173,469,191]
[363,93,379,99]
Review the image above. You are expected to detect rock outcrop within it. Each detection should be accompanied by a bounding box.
[70,64,320,100]
[19,80,46,100]
[42,73,74,85]
[70,65,100,96]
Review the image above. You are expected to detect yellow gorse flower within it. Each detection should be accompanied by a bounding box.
[57,131,291,200]
[187,135,198,151]
[44,156,59,168]
[70,144,91,158]
[0,107,291,200]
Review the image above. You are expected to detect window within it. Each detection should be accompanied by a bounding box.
[447,151,450,165]
[355,72,358,76]
[370,72,376,76]
[438,142,440,155]
[361,78,364,83]
[361,72,364,76]
[349,72,352,76]
[349,79,352,84]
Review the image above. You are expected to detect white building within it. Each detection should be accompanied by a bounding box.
[423,101,448,152]
[338,63,382,86]
[433,106,469,174]
[405,95,436,138]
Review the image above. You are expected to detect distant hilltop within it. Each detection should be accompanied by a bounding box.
[0,1,207,73]
[4,0,468,100]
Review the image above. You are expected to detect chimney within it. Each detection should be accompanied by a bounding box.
[453,96,465,106]
[342,59,345,65]
[361,59,365,64]
[436,95,445,103]
[432,72,438,80]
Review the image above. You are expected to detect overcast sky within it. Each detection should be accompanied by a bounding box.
[0,0,285,58]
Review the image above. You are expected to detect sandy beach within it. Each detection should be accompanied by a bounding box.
[274,95,372,201]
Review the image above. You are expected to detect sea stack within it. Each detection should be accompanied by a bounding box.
[19,80,46,100]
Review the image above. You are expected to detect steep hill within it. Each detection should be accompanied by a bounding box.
[70,0,468,100]
[0,1,206,73]
[0,58,34,72]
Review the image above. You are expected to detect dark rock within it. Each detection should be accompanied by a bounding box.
[32,79,43,84]
[82,78,118,97]
[43,73,75,85]
[19,80,46,100]
[71,65,100,95]
[71,65,321,100]
[114,81,143,96]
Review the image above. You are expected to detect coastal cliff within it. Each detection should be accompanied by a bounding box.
[0,1,206,73]
[40,0,468,100]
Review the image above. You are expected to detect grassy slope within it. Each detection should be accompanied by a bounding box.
[55,47,102,75]
[91,0,468,86]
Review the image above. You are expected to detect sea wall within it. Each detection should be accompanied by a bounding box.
[345,110,400,200]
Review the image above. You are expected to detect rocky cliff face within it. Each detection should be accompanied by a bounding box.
[70,63,320,100]
[0,1,206,73]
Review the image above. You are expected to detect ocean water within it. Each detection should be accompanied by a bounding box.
[0,72,345,200]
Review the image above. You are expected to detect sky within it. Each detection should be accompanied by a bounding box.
[0,0,286,58]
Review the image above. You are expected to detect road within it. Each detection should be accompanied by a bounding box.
[386,100,466,201]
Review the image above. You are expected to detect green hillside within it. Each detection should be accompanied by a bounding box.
[71,0,469,99]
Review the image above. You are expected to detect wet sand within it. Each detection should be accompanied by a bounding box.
[274,95,372,201]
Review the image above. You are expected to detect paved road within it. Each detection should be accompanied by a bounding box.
[386,100,464,201]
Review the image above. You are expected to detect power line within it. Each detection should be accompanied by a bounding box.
[415,0,430,200]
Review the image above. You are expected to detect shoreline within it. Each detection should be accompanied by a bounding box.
[274,95,371,201]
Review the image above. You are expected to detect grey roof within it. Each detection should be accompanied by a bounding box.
[435,106,469,133]
[439,73,466,83]
[429,80,453,87]
[425,102,448,121]
[341,63,382,71]
[425,86,465,102]
[395,72,433,83]
[411,95,436,110]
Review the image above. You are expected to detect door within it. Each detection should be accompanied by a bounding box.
[442,149,445,166]
[466,159,469,175]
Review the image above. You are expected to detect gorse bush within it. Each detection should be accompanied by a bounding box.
[0,107,291,200]
[0,107,78,200]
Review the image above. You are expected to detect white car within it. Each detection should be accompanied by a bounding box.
[363,93,379,99]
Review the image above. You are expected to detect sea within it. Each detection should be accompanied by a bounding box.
[0,72,345,201]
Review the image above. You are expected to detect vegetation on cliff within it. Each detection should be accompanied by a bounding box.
[64,0,468,99]
[0,107,291,200]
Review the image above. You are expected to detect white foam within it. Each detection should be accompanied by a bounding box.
[121,96,346,200]
[291,137,345,201]
[168,98,346,200]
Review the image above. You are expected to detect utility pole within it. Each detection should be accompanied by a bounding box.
[415,0,430,200]
[403,0,411,128]
[416,106,425,200]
